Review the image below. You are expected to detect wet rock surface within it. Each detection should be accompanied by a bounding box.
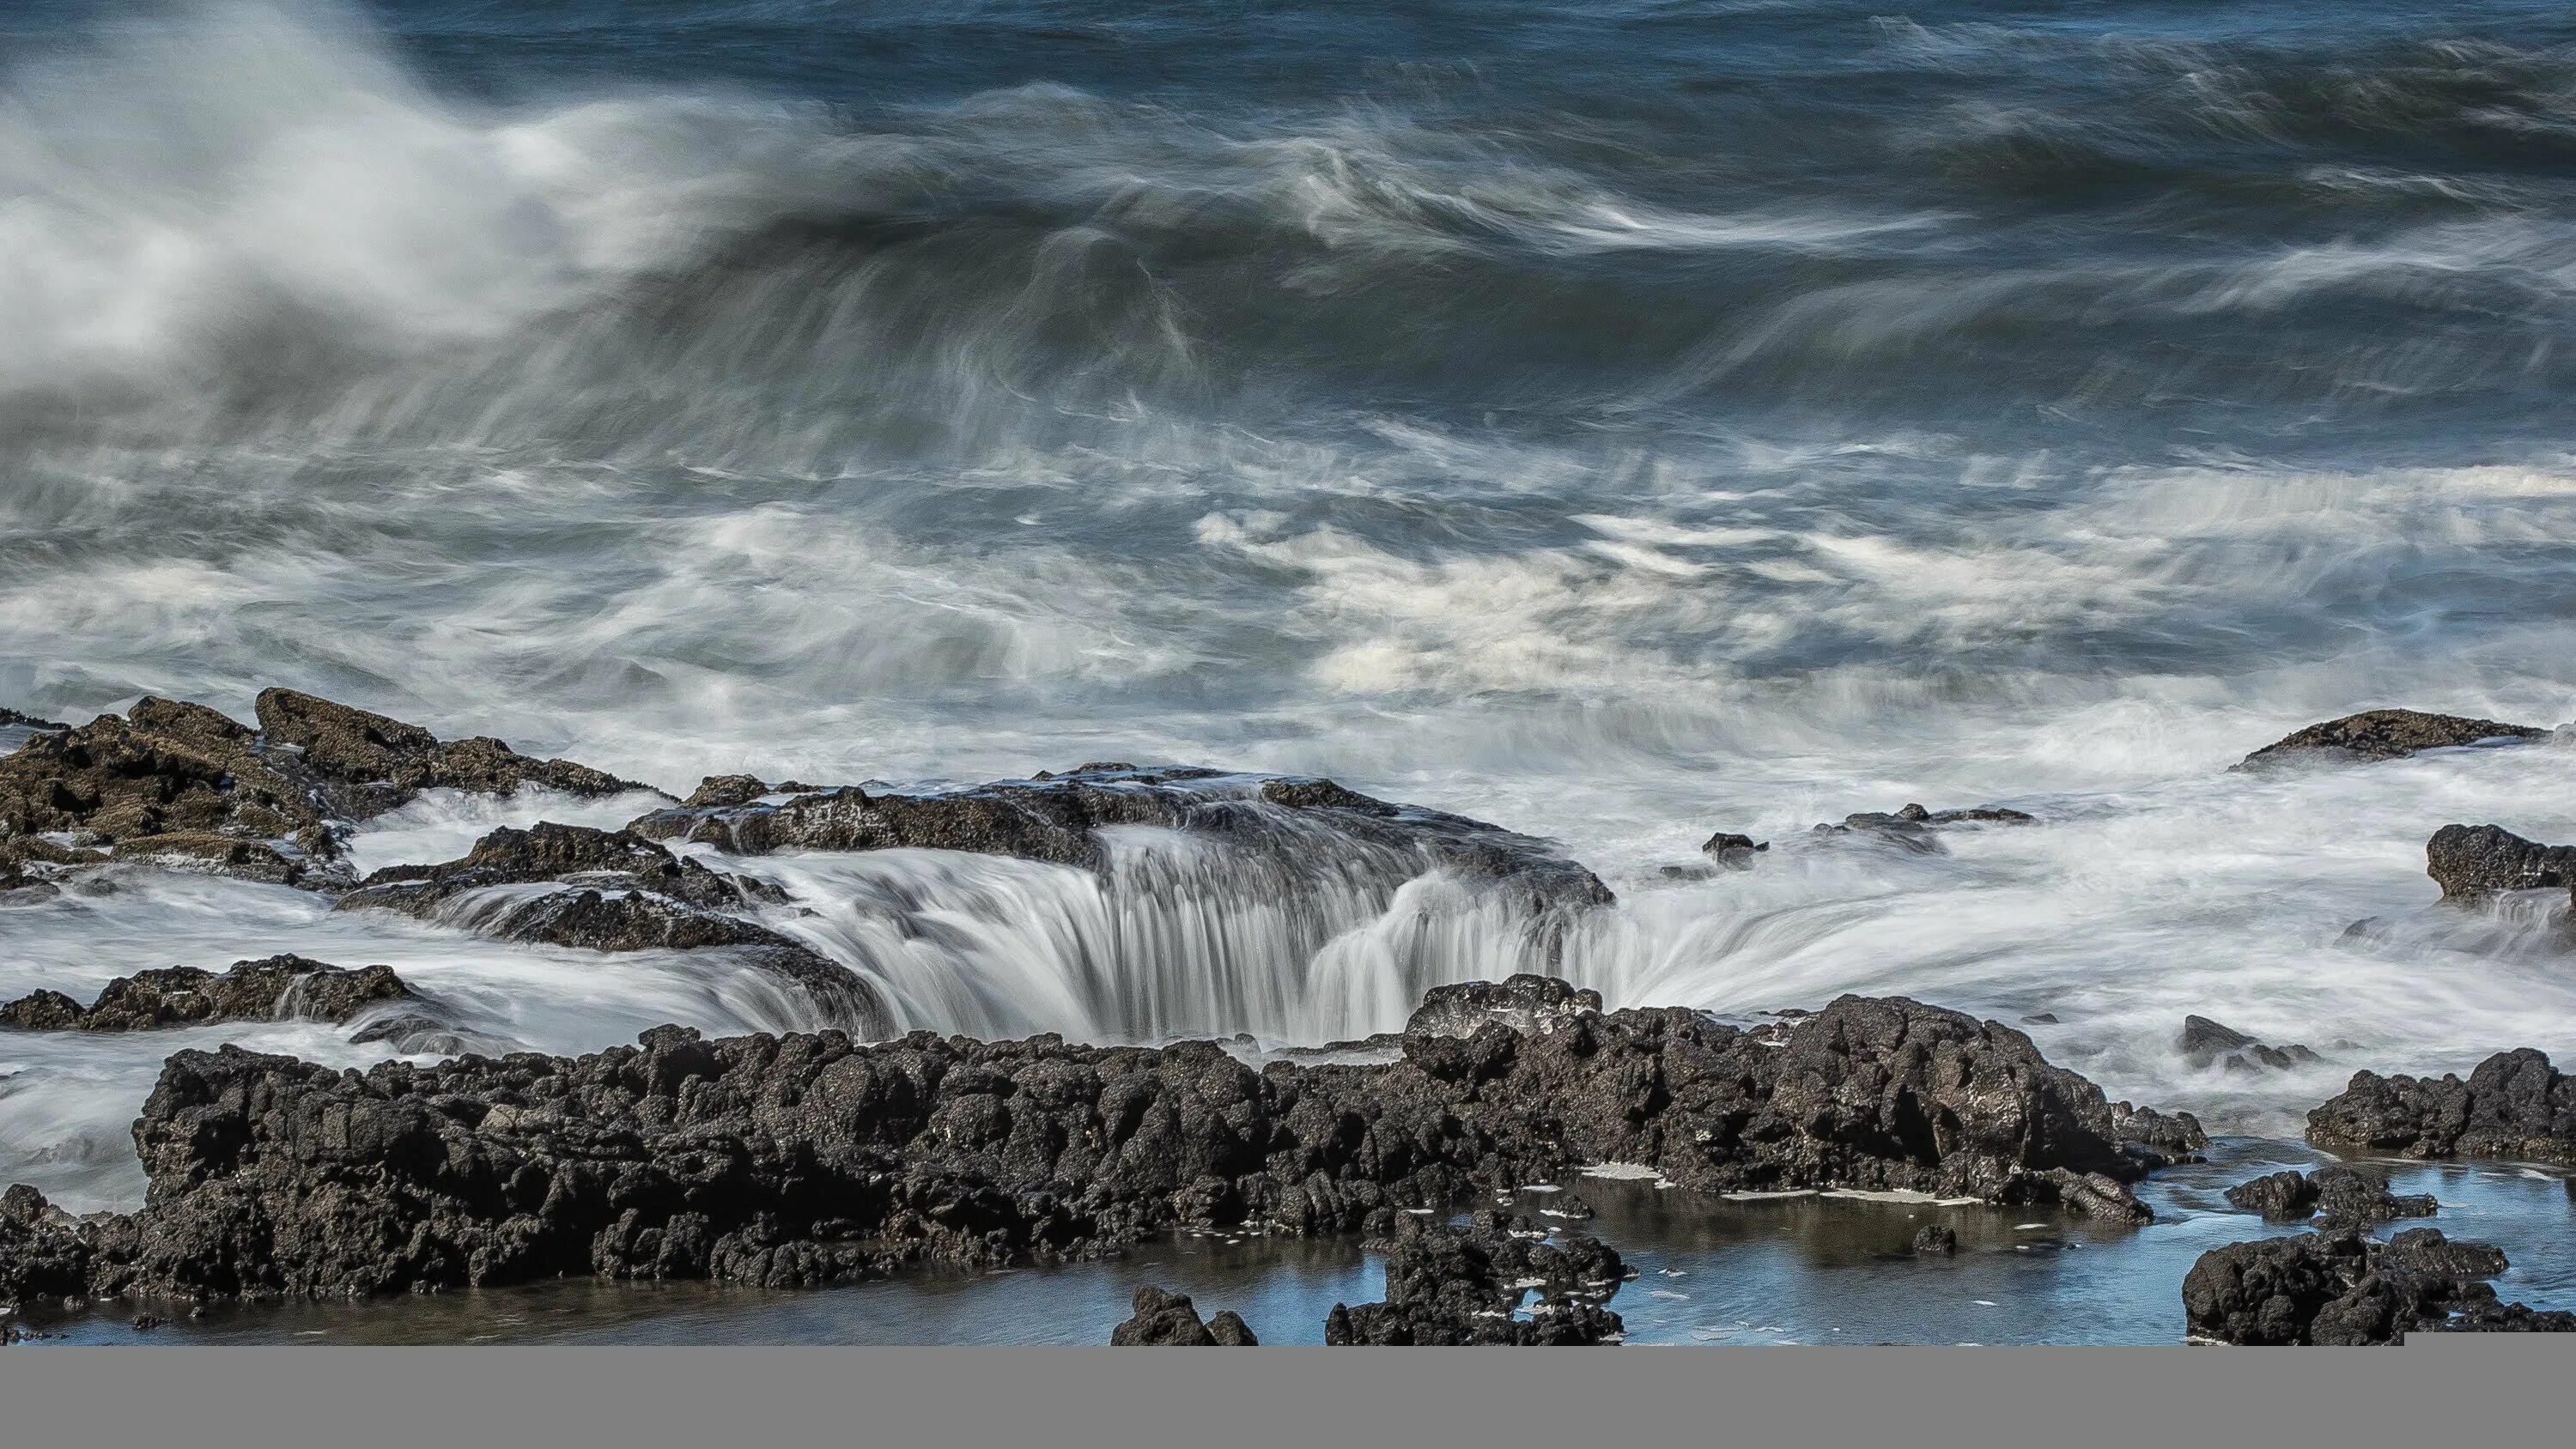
[0,690,648,890]
[0,955,415,1034]
[336,824,888,1034]
[2424,823,2576,903]
[2307,1049,2576,1163]
[2222,1167,2437,1226]
[0,982,2172,1305]
[1323,1212,1627,1345]
[1403,974,1601,1040]
[252,688,647,819]
[626,766,1613,913]
[2182,1228,2571,1343]
[2237,709,2550,770]
[2178,1016,2322,1073]
[1108,1284,1256,1345]
[1699,831,1767,868]
[1810,802,2034,854]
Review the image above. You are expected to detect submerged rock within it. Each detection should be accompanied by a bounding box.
[2178,1016,2322,1073]
[2222,1167,2437,1226]
[0,980,2175,1305]
[1699,831,1768,869]
[0,955,414,1033]
[627,766,1613,914]
[1324,1213,1626,1345]
[2306,1049,2576,1163]
[337,823,888,1034]
[1810,802,2034,854]
[1911,1223,1958,1257]
[1109,1285,1256,1346]
[2424,823,2576,904]
[2238,709,2549,771]
[2182,1228,2569,1344]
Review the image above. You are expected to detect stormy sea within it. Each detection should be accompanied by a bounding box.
[4,0,2575,1344]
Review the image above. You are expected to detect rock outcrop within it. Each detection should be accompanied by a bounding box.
[2179,1016,2322,1073]
[0,691,648,889]
[1700,831,1768,869]
[335,823,888,1034]
[0,982,2175,1306]
[1402,975,1601,1040]
[1911,1223,1958,1257]
[2424,823,2576,903]
[1108,1285,1256,1345]
[2306,1050,2576,1163]
[0,955,414,1033]
[626,767,1613,914]
[1323,1213,1626,1345]
[2222,1167,2437,1226]
[2239,709,2549,771]
[1810,803,2034,854]
[2182,1228,2572,1343]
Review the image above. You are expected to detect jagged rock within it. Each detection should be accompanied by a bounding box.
[2179,1016,2322,1073]
[1810,803,2035,854]
[2182,1228,2566,1344]
[628,767,1614,913]
[1912,1224,1957,1257]
[2223,1167,2437,1225]
[0,955,413,1033]
[1108,1285,1256,1345]
[2307,1049,2576,1163]
[0,982,2178,1305]
[0,691,649,888]
[682,776,772,809]
[2424,823,2576,903]
[1324,1213,1626,1345]
[252,688,647,817]
[2239,710,2549,770]
[337,824,884,1034]
[2110,1100,2208,1156]
[1699,831,1768,869]
[0,707,69,734]
[1405,975,1602,1040]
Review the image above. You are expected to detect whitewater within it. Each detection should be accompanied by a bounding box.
[9,0,2576,1216]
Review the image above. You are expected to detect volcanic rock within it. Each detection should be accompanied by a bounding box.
[2306,1049,2576,1163]
[0,955,414,1033]
[2239,709,2549,770]
[627,766,1614,913]
[1811,802,2035,854]
[2222,1167,2437,1225]
[252,688,647,818]
[2179,1016,2322,1073]
[1700,831,1768,869]
[336,824,885,1033]
[1404,975,1602,1040]
[1323,1213,1626,1345]
[2424,823,2576,903]
[2182,1228,2567,1344]
[1109,1285,1257,1345]
[0,982,2174,1305]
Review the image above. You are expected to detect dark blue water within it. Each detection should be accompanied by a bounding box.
[8,0,2576,1339]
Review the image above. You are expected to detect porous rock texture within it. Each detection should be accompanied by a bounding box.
[2423,823,2576,903]
[0,983,2175,1306]
[1108,1284,1256,1345]
[1323,1212,1628,1345]
[2237,708,2548,770]
[2221,1167,2436,1226]
[2306,1049,2576,1164]
[0,955,414,1034]
[0,690,647,889]
[2182,1228,2573,1343]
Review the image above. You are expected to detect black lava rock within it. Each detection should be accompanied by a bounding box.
[2238,710,2548,771]
[2307,1049,2576,1163]
[1324,1213,1627,1345]
[1109,1285,1256,1345]
[2222,1167,2437,1226]
[2183,1228,2565,1344]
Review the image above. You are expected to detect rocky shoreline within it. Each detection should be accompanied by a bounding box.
[8,696,2576,1343]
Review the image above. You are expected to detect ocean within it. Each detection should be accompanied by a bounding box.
[4,0,2576,1341]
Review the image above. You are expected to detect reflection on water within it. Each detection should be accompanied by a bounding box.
[21,1143,2572,1346]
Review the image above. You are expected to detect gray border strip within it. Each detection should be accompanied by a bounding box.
[5,1343,2572,1447]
